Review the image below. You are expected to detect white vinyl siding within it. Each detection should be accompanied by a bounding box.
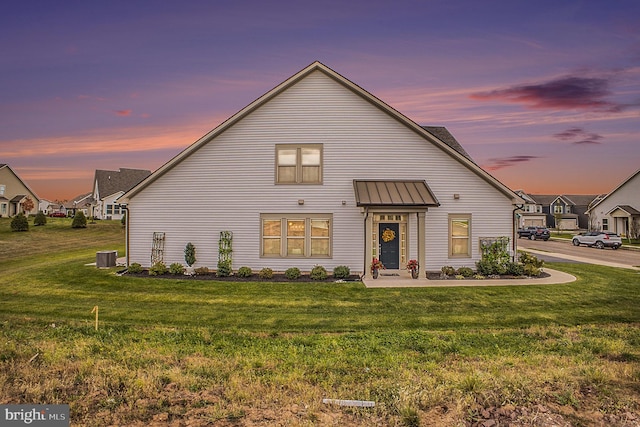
[126,70,515,271]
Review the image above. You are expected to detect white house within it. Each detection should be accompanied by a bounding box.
[587,169,640,239]
[119,62,522,275]
[91,168,151,220]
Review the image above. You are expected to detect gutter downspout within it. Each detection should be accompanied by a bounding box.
[513,204,524,260]
[122,205,129,267]
[362,207,369,279]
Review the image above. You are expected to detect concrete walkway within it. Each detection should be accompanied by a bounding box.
[362,267,576,288]
[522,248,640,271]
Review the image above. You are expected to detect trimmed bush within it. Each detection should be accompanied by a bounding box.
[456,267,474,277]
[310,265,328,280]
[149,262,167,276]
[10,213,29,232]
[34,211,47,226]
[259,267,273,279]
[72,211,87,228]
[519,252,544,268]
[216,260,232,277]
[184,242,196,267]
[505,261,524,276]
[333,265,351,279]
[236,266,253,278]
[194,266,210,275]
[523,264,541,277]
[441,266,456,276]
[128,262,143,273]
[169,263,185,275]
[285,267,301,280]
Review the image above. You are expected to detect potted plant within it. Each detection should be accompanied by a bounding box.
[407,259,419,279]
[370,258,384,279]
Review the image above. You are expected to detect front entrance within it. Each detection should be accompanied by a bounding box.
[379,222,400,269]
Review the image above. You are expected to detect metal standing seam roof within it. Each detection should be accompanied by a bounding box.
[353,180,440,207]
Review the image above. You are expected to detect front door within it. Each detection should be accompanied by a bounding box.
[379,223,400,269]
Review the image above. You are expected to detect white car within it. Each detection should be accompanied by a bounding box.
[572,232,622,249]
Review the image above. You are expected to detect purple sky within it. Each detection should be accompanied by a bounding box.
[2,0,639,200]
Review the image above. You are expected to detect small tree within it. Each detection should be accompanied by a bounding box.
[22,197,35,215]
[34,211,47,226]
[72,211,87,228]
[120,211,126,227]
[10,213,29,232]
[184,242,196,267]
[554,212,563,234]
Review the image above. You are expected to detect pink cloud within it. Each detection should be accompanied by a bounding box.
[483,155,541,171]
[115,109,132,116]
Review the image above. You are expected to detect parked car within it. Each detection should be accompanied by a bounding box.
[517,226,550,240]
[572,232,622,249]
[49,211,66,217]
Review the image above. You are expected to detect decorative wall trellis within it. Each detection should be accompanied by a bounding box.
[151,232,165,265]
[218,231,233,265]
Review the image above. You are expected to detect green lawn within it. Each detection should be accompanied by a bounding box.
[1,218,639,426]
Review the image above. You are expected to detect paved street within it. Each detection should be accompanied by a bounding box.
[516,236,640,269]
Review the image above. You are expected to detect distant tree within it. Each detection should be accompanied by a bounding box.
[34,211,47,226]
[22,197,35,214]
[553,212,563,234]
[11,213,29,232]
[72,211,87,229]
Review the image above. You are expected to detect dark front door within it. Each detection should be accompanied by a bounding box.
[379,223,400,269]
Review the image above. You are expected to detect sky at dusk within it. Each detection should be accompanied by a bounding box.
[2,0,639,201]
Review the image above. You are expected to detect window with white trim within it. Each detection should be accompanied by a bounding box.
[449,214,471,257]
[554,205,563,214]
[276,144,322,184]
[0,185,5,196]
[261,215,331,257]
[602,218,608,231]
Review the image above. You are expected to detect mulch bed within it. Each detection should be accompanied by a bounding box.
[425,271,550,280]
[120,270,362,283]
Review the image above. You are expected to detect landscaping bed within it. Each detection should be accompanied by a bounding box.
[122,269,363,282]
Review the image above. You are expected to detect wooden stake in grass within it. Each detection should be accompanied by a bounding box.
[91,305,99,330]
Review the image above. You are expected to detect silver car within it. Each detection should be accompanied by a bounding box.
[572,232,622,249]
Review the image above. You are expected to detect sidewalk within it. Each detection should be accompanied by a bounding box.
[523,248,640,271]
[362,267,576,288]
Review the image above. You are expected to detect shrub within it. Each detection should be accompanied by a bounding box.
[505,261,524,276]
[10,213,29,232]
[310,265,328,280]
[523,264,541,277]
[441,266,456,276]
[149,262,167,276]
[519,252,544,268]
[216,260,232,277]
[473,274,485,280]
[184,242,196,267]
[285,267,301,280]
[128,262,143,273]
[120,211,126,227]
[169,263,185,275]
[72,211,87,228]
[456,266,474,277]
[34,211,47,226]
[455,275,465,280]
[259,267,273,279]
[333,265,351,279]
[236,266,253,278]
[194,266,210,275]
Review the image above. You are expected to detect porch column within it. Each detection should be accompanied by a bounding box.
[417,211,426,275]
[364,210,373,277]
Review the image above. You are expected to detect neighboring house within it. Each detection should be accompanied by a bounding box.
[528,194,597,230]
[38,199,53,215]
[65,192,93,217]
[587,169,640,239]
[119,62,523,275]
[514,190,546,227]
[91,168,151,220]
[0,164,39,217]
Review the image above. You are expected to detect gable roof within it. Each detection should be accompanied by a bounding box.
[562,194,598,206]
[607,205,640,216]
[0,164,40,202]
[94,168,151,199]
[587,168,640,213]
[120,61,520,204]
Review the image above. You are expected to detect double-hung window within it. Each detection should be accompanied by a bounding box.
[276,144,322,184]
[449,214,471,257]
[261,215,331,257]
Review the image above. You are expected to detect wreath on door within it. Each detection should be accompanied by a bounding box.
[381,228,396,242]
